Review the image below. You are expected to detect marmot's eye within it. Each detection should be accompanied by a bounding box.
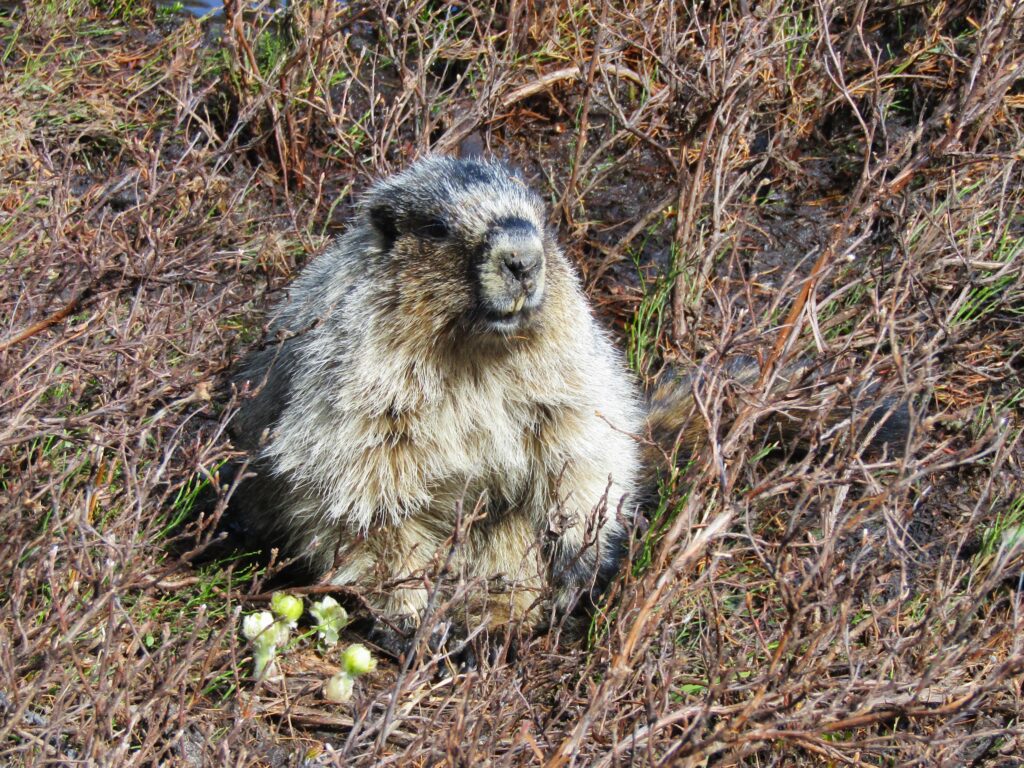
[420,219,449,239]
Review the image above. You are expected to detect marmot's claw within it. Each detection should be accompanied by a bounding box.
[365,619,416,663]
[435,629,519,677]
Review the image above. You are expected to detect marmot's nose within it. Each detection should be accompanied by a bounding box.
[502,245,542,284]
[491,225,543,293]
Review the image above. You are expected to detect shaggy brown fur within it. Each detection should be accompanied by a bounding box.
[229,157,641,650]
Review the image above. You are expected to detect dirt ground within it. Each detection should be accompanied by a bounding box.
[1,1,1023,765]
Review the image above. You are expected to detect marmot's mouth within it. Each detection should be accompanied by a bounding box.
[479,296,539,333]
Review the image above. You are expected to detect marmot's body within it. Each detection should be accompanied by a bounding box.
[230,157,642,634]
[229,156,907,644]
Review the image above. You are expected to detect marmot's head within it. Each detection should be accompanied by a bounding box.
[361,156,559,339]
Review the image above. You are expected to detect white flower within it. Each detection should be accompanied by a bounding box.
[242,610,286,680]
[242,610,275,641]
[323,672,355,703]
[322,644,375,704]
[309,596,349,647]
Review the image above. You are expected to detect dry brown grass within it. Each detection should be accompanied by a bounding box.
[1,0,1022,765]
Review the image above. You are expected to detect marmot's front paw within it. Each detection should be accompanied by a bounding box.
[364,617,418,662]
[443,625,521,673]
[364,615,455,667]
[367,615,521,674]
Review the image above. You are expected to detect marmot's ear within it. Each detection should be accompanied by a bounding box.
[368,201,398,250]
[457,131,485,159]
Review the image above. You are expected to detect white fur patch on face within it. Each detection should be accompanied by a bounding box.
[446,185,544,240]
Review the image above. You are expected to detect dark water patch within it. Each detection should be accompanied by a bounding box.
[163,0,289,18]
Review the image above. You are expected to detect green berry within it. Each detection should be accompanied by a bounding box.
[270,592,304,626]
[340,643,377,676]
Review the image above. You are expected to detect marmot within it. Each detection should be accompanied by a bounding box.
[225,156,906,652]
